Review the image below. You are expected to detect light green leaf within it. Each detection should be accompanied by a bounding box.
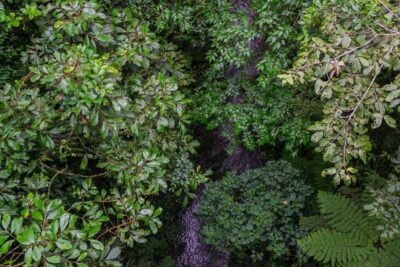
[2,214,11,229]
[32,246,42,262]
[80,155,88,170]
[46,255,61,264]
[341,35,351,48]
[11,217,23,234]
[371,113,383,129]
[0,240,13,255]
[25,247,33,264]
[59,213,69,231]
[384,115,396,128]
[89,239,104,250]
[16,228,35,245]
[56,239,72,250]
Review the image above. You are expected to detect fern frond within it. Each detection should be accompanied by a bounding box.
[378,238,400,267]
[298,229,371,265]
[317,191,378,242]
[300,215,328,231]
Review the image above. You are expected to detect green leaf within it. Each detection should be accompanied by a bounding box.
[54,20,64,29]
[0,236,8,246]
[59,213,69,232]
[87,223,101,237]
[89,239,104,250]
[11,217,23,234]
[34,199,44,210]
[16,228,35,245]
[80,154,88,169]
[359,57,369,67]
[105,247,121,261]
[341,35,351,48]
[0,240,13,255]
[32,246,42,262]
[78,252,87,261]
[371,113,383,129]
[149,221,158,234]
[32,210,43,221]
[46,255,61,264]
[30,73,41,82]
[2,214,11,229]
[311,131,323,143]
[139,209,153,216]
[56,239,72,250]
[384,115,396,128]
[153,207,162,217]
[25,247,33,264]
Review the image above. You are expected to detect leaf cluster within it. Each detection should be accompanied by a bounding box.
[197,160,312,264]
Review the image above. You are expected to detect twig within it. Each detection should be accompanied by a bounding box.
[294,32,399,72]
[378,0,400,21]
[47,166,68,200]
[332,63,384,143]
[97,217,136,239]
[41,163,107,179]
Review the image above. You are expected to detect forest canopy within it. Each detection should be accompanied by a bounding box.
[0,0,399,266]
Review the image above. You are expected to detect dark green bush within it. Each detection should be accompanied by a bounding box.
[0,1,206,265]
[197,160,312,264]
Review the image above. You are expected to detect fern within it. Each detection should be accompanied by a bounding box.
[299,230,371,265]
[299,191,400,266]
[300,215,327,231]
[317,191,378,242]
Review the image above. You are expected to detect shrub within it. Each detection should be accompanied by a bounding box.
[0,1,206,265]
[191,0,318,155]
[197,160,312,264]
[281,0,400,185]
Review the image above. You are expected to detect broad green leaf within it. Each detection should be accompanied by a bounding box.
[371,113,383,129]
[384,115,397,128]
[149,221,158,234]
[25,247,33,264]
[80,154,88,170]
[32,210,43,221]
[56,239,72,250]
[59,213,69,231]
[2,214,11,229]
[0,236,8,246]
[46,255,61,264]
[32,246,42,262]
[0,240,13,255]
[16,228,35,245]
[11,217,23,234]
[341,35,351,48]
[89,239,104,250]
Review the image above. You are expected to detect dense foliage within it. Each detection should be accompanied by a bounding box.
[282,0,400,185]
[192,0,319,154]
[1,0,400,266]
[0,1,205,265]
[197,161,312,264]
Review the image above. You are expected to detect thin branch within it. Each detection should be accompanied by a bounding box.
[378,0,400,21]
[332,63,384,144]
[343,125,348,168]
[97,217,136,239]
[40,163,108,179]
[47,166,68,200]
[295,32,399,72]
